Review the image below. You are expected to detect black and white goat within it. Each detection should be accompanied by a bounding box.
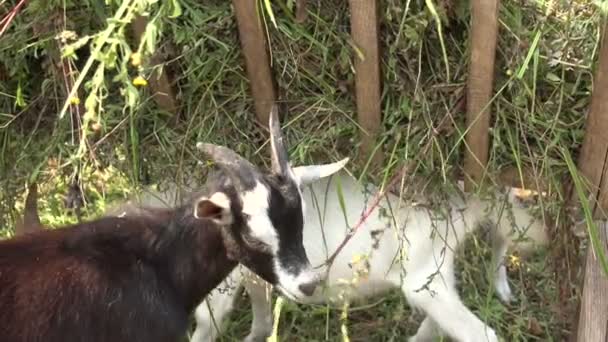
[119,170,548,342]
[0,108,348,342]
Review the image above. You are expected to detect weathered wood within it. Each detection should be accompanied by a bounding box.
[232,0,277,127]
[576,222,608,342]
[573,23,608,342]
[580,24,608,216]
[14,182,43,235]
[601,164,608,219]
[131,16,178,118]
[590,28,608,217]
[348,0,383,168]
[463,0,499,191]
[295,0,308,23]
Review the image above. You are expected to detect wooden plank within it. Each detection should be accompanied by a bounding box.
[601,154,608,218]
[590,26,608,216]
[580,24,608,204]
[574,23,608,342]
[576,222,608,342]
[14,182,43,235]
[131,16,178,119]
[348,0,383,168]
[233,0,277,127]
[463,0,499,191]
[581,23,608,215]
[295,0,308,23]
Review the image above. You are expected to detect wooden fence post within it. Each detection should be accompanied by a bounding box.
[295,0,308,23]
[348,0,383,169]
[131,16,178,120]
[573,22,608,342]
[14,182,43,235]
[233,0,276,127]
[463,0,499,191]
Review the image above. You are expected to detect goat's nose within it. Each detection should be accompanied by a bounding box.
[298,279,320,296]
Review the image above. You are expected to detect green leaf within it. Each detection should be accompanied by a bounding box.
[425,0,450,80]
[517,30,542,79]
[168,0,182,18]
[15,80,26,108]
[263,0,278,28]
[62,36,92,58]
[125,83,140,109]
[546,72,561,83]
[267,297,285,342]
[335,176,350,228]
[143,22,158,55]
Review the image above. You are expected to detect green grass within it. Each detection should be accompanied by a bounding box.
[195,238,558,342]
[0,0,601,340]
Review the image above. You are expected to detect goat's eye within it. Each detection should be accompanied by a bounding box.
[242,213,251,221]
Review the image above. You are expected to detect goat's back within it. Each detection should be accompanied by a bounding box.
[0,218,189,342]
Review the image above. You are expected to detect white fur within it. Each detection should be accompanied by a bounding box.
[240,180,321,301]
[191,171,549,342]
[241,182,279,253]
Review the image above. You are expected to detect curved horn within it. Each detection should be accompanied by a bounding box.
[196,142,259,189]
[268,105,290,176]
[292,158,350,185]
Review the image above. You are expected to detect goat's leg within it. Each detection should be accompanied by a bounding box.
[191,270,243,342]
[403,273,498,342]
[408,316,439,342]
[491,233,513,303]
[243,274,274,342]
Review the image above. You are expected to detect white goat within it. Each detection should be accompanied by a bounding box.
[120,171,548,342]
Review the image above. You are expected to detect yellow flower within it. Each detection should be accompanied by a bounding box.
[350,254,364,265]
[133,76,148,87]
[130,52,142,67]
[69,97,80,105]
[509,254,521,269]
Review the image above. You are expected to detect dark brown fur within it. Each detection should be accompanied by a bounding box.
[0,196,263,342]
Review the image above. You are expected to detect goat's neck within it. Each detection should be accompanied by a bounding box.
[160,213,238,313]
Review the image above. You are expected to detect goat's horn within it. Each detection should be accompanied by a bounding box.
[268,105,290,176]
[197,143,259,189]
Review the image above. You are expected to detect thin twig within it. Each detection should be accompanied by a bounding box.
[0,0,27,37]
[315,163,413,269]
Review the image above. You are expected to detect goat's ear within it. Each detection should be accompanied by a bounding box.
[292,158,349,185]
[193,193,233,226]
